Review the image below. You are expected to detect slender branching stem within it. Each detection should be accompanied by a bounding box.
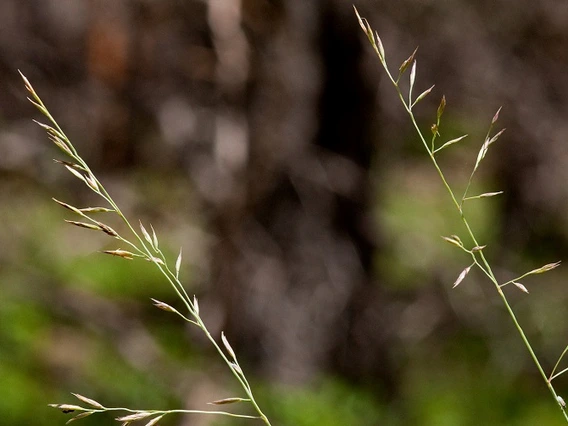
[354,6,568,421]
[21,71,272,425]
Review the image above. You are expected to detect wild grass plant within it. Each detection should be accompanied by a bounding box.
[20,72,272,425]
[21,7,568,425]
[353,6,568,423]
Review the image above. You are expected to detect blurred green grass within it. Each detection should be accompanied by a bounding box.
[2,167,568,425]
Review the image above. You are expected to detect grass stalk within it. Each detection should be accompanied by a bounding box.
[20,71,272,426]
[354,6,568,421]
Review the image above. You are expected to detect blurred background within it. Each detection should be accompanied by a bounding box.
[2,0,568,424]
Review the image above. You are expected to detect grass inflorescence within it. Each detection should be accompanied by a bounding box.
[354,5,568,422]
[20,71,272,425]
[22,6,568,423]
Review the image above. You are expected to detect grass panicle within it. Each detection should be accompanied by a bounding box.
[354,6,568,422]
[23,6,568,422]
[21,70,272,426]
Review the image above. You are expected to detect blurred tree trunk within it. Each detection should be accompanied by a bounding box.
[201,0,395,393]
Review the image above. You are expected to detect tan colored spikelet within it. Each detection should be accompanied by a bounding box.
[434,134,468,153]
[463,191,503,201]
[209,397,248,405]
[222,332,237,360]
[52,198,83,215]
[65,220,102,232]
[487,128,506,146]
[147,256,165,266]
[65,165,88,184]
[85,174,99,192]
[437,95,446,120]
[492,106,502,124]
[102,249,135,260]
[175,247,182,278]
[95,222,119,237]
[32,119,58,136]
[526,261,561,275]
[413,84,435,107]
[399,47,419,75]
[374,31,385,60]
[353,6,367,33]
[71,393,104,409]
[230,362,243,375]
[442,235,463,248]
[116,412,153,422]
[79,206,114,213]
[151,298,178,313]
[48,134,73,156]
[26,96,46,113]
[139,220,153,248]
[453,265,472,288]
[19,70,35,94]
[409,61,417,97]
[49,404,84,413]
[193,295,199,315]
[66,411,94,424]
[53,159,86,171]
[513,282,529,294]
[144,415,165,426]
[150,224,159,249]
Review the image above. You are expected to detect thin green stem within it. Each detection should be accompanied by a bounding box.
[550,345,568,381]
[71,406,262,419]
[193,316,272,425]
[362,26,568,420]
[23,74,272,425]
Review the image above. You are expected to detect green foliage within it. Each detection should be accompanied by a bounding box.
[214,379,383,426]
